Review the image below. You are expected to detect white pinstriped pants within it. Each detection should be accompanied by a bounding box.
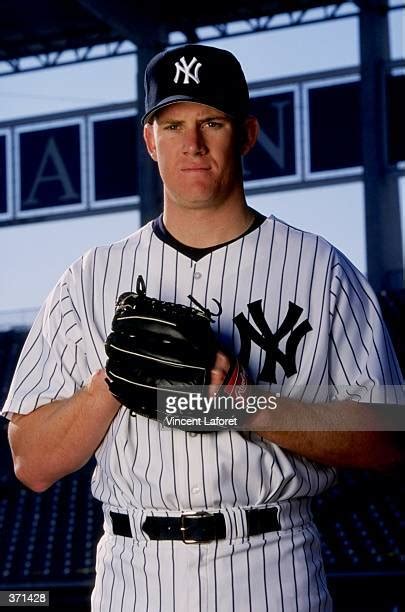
[91,504,332,612]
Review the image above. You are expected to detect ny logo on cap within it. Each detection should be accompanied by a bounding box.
[173,56,202,85]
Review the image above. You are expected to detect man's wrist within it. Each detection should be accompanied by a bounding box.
[84,369,121,413]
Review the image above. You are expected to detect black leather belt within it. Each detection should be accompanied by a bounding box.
[110,508,280,543]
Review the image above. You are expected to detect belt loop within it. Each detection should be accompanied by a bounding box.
[134,510,145,543]
[222,507,234,544]
[240,508,248,543]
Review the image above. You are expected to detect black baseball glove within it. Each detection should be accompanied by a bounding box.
[105,275,221,420]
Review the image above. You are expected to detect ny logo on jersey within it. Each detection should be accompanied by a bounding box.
[173,56,202,85]
[234,300,312,384]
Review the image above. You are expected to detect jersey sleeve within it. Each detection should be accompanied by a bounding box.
[328,250,403,404]
[1,268,88,418]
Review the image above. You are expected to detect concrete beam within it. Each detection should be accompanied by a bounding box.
[358,0,404,291]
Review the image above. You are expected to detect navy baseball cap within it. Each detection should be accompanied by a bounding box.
[142,44,250,125]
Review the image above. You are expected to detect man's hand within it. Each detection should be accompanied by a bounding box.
[209,351,230,395]
[209,351,250,399]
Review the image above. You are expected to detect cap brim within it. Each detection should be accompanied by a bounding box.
[141,95,234,125]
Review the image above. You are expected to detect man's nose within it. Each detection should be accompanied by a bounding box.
[182,126,207,155]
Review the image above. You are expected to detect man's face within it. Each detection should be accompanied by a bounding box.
[143,102,244,210]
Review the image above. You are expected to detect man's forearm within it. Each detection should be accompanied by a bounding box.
[253,397,405,470]
[7,370,121,492]
[211,351,404,469]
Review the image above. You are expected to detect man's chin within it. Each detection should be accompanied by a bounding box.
[172,193,221,210]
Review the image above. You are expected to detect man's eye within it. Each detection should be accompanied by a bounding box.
[205,121,222,129]
[165,124,180,130]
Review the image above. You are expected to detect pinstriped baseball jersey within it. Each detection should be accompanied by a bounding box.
[2,214,402,611]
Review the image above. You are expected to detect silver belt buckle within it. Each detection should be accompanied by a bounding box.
[180,511,212,544]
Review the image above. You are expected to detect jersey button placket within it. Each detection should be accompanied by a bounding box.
[186,432,204,504]
[188,263,209,506]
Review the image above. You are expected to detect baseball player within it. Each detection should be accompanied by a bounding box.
[2,44,404,612]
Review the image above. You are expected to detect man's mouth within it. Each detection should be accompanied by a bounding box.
[181,166,211,172]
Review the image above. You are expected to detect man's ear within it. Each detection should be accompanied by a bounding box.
[143,123,157,161]
[240,116,260,156]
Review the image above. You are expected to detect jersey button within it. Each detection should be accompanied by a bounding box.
[189,432,197,437]
[193,271,202,279]
[191,486,200,495]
